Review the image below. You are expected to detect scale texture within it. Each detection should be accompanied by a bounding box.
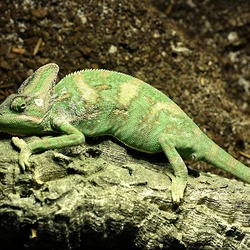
[0,63,249,202]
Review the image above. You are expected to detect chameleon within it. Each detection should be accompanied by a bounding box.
[0,63,249,202]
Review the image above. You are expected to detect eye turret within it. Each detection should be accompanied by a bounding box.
[10,96,26,112]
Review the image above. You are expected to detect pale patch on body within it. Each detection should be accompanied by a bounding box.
[149,102,168,116]
[210,141,220,158]
[73,74,98,104]
[118,79,141,107]
[141,101,168,125]
[55,88,72,102]
[167,103,186,117]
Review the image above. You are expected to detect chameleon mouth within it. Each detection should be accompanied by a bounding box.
[0,114,43,136]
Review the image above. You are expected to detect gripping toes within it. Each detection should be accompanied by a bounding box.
[12,137,32,171]
[171,177,187,203]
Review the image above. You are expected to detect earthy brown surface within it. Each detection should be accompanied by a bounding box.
[0,0,249,175]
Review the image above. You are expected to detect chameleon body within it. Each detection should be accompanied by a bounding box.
[0,63,249,202]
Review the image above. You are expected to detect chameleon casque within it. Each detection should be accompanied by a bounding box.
[0,63,249,202]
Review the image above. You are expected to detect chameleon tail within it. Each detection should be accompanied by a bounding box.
[201,136,250,184]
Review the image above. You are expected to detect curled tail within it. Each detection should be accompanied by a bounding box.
[200,136,250,183]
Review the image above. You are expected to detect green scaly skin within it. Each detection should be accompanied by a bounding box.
[0,63,249,202]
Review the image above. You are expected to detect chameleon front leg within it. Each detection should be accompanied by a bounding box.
[159,137,188,203]
[12,118,85,171]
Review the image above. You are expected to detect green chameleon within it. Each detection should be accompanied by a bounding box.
[0,63,249,202]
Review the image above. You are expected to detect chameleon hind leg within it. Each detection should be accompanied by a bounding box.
[159,137,188,203]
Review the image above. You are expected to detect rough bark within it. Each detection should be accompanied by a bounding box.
[0,136,250,250]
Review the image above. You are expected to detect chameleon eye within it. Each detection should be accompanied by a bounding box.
[10,96,26,112]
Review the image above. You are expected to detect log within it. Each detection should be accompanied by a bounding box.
[0,136,250,250]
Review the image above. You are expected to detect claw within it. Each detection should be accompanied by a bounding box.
[12,137,32,171]
[19,151,31,171]
[171,177,186,203]
[165,171,186,203]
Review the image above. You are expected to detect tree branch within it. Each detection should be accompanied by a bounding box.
[0,137,249,250]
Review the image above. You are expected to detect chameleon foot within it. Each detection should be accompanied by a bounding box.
[171,176,187,203]
[171,177,187,203]
[12,137,32,171]
[166,172,187,203]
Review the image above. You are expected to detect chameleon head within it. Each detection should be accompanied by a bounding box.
[0,63,59,136]
[0,94,44,135]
